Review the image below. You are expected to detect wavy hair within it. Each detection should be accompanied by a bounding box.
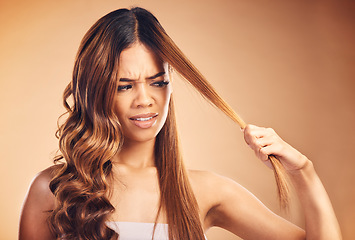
[49,7,289,240]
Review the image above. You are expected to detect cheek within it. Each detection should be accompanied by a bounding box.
[114,97,129,120]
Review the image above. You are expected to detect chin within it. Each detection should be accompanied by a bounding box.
[123,129,160,143]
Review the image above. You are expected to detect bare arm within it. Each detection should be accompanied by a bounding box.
[242,124,342,240]
[288,161,341,240]
[19,167,56,240]
[203,171,305,240]
[202,124,341,239]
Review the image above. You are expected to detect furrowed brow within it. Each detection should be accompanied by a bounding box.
[147,71,165,80]
[119,72,165,82]
[119,78,135,82]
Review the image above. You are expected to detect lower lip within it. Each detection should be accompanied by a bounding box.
[130,116,158,129]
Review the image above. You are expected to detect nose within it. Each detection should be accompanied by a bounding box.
[133,83,153,108]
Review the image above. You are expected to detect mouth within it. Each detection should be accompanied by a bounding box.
[129,113,158,121]
[129,113,158,129]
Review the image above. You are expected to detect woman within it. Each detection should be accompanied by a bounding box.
[19,7,341,240]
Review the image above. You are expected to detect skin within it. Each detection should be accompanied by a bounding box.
[19,43,342,240]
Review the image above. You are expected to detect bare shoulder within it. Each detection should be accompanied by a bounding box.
[19,165,58,240]
[188,169,263,212]
[188,170,305,239]
[26,166,56,206]
[187,169,251,229]
[187,169,248,199]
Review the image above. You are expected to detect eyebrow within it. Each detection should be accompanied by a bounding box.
[119,71,166,82]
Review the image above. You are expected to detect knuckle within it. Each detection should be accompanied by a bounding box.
[244,124,253,133]
[250,142,259,151]
[266,127,275,133]
[263,155,269,162]
[259,152,268,161]
[259,147,267,155]
[256,150,263,159]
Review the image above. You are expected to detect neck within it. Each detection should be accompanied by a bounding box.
[113,138,156,169]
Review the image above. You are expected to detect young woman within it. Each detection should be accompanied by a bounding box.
[19,7,341,240]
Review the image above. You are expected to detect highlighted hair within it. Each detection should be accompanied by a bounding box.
[49,7,289,240]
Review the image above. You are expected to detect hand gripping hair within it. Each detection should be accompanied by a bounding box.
[50,7,289,240]
[136,8,290,208]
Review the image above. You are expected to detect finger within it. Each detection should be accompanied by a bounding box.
[248,137,270,154]
[246,137,271,160]
[244,130,271,150]
[255,135,278,148]
[252,127,276,139]
[259,143,283,159]
[252,143,275,169]
[245,135,261,152]
[257,145,270,162]
[244,124,274,141]
[244,124,266,136]
[243,125,265,146]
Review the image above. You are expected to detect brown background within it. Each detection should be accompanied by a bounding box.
[1,0,354,239]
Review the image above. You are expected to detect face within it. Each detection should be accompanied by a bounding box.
[114,43,172,143]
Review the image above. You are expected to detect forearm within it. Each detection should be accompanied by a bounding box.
[288,158,342,240]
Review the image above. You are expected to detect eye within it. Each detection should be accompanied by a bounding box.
[152,81,170,87]
[117,84,132,91]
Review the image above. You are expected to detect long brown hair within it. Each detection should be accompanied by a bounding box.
[49,7,289,240]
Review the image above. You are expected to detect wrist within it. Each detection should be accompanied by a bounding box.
[287,158,320,191]
[287,156,314,177]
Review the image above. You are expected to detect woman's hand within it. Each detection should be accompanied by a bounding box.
[242,124,342,239]
[242,124,309,172]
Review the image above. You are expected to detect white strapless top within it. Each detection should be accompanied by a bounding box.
[106,222,168,240]
[106,222,207,240]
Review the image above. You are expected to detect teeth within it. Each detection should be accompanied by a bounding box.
[134,117,153,121]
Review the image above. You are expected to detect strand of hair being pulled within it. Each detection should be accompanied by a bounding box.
[148,24,290,209]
